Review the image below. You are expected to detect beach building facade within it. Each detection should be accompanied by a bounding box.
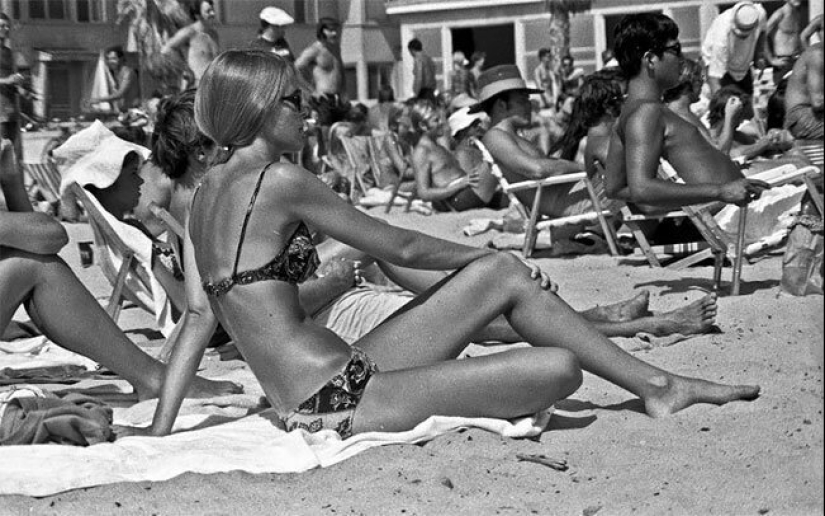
[386,0,821,99]
[2,0,821,120]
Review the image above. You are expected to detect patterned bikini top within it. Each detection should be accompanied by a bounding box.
[202,163,320,297]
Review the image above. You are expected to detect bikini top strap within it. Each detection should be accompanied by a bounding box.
[231,162,275,277]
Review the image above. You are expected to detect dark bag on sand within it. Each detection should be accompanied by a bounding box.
[781,213,823,296]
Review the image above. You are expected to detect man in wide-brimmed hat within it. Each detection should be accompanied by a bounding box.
[472,64,593,219]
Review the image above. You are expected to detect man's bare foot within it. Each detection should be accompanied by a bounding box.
[643,374,760,417]
[585,290,651,323]
[651,293,717,336]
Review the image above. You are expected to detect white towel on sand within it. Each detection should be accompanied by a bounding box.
[0,397,551,497]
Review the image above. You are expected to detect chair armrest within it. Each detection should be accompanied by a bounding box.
[507,172,587,193]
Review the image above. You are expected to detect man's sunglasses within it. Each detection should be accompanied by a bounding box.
[660,41,682,57]
[281,89,303,112]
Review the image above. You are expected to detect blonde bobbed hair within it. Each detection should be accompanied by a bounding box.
[195,50,298,152]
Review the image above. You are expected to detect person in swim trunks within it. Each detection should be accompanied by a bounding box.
[121,50,759,441]
[783,22,823,140]
[410,101,504,212]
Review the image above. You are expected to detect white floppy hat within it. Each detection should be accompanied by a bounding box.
[260,6,294,26]
[448,107,488,137]
[59,135,150,195]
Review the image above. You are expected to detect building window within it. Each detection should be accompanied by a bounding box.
[18,0,104,22]
[76,0,103,22]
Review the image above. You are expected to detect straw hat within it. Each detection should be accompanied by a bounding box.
[59,135,150,195]
[468,64,541,113]
[732,2,760,34]
[260,6,293,26]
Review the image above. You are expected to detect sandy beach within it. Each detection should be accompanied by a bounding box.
[2,207,823,516]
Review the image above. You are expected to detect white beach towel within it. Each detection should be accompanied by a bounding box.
[0,395,551,497]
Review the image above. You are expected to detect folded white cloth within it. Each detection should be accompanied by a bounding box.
[0,336,98,372]
[0,401,552,497]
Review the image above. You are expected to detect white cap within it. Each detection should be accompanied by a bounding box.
[448,107,488,137]
[60,135,150,195]
[260,7,294,26]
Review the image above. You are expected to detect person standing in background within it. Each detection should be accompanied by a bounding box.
[701,1,767,95]
[296,17,348,157]
[763,0,804,80]
[0,13,27,159]
[89,45,140,113]
[533,48,559,110]
[450,51,473,98]
[249,6,295,61]
[161,0,220,88]
[408,38,437,102]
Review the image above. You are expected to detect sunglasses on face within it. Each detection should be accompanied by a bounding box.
[660,42,682,58]
[281,89,303,112]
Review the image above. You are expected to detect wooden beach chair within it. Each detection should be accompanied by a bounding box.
[796,139,824,170]
[339,134,373,198]
[653,163,821,295]
[22,160,62,204]
[367,134,418,213]
[68,183,154,320]
[471,138,619,258]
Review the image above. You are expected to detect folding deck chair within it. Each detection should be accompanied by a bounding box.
[471,138,620,258]
[22,160,62,204]
[367,134,418,213]
[654,163,821,295]
[68,183,155,321]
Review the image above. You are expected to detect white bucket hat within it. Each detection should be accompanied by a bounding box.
[448,107,488,137]
[59,135,150,195]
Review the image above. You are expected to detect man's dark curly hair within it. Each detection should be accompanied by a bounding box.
[614,12,679,78]
[151,89,212,180]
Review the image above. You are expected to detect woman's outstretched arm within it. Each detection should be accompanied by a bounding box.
[277,163,494,271]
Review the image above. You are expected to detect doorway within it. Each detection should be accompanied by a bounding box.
[451,24,515,69]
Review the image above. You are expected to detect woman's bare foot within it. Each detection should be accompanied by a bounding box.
[585,290,651,323]
[188,377,243,398]
[135,376,242,401]
[651,293,717,336]
[642,374,760,417]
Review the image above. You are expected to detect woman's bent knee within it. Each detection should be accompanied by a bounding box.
[522,348,582,399]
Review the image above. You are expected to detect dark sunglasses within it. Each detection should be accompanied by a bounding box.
[281,89,303,112]
[660,41,682,57]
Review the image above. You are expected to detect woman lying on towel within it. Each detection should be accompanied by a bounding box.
[128,51,760,440]
[0,139,239,401]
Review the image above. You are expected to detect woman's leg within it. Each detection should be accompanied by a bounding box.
[0,250,238,399]
[353,253,758,431]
